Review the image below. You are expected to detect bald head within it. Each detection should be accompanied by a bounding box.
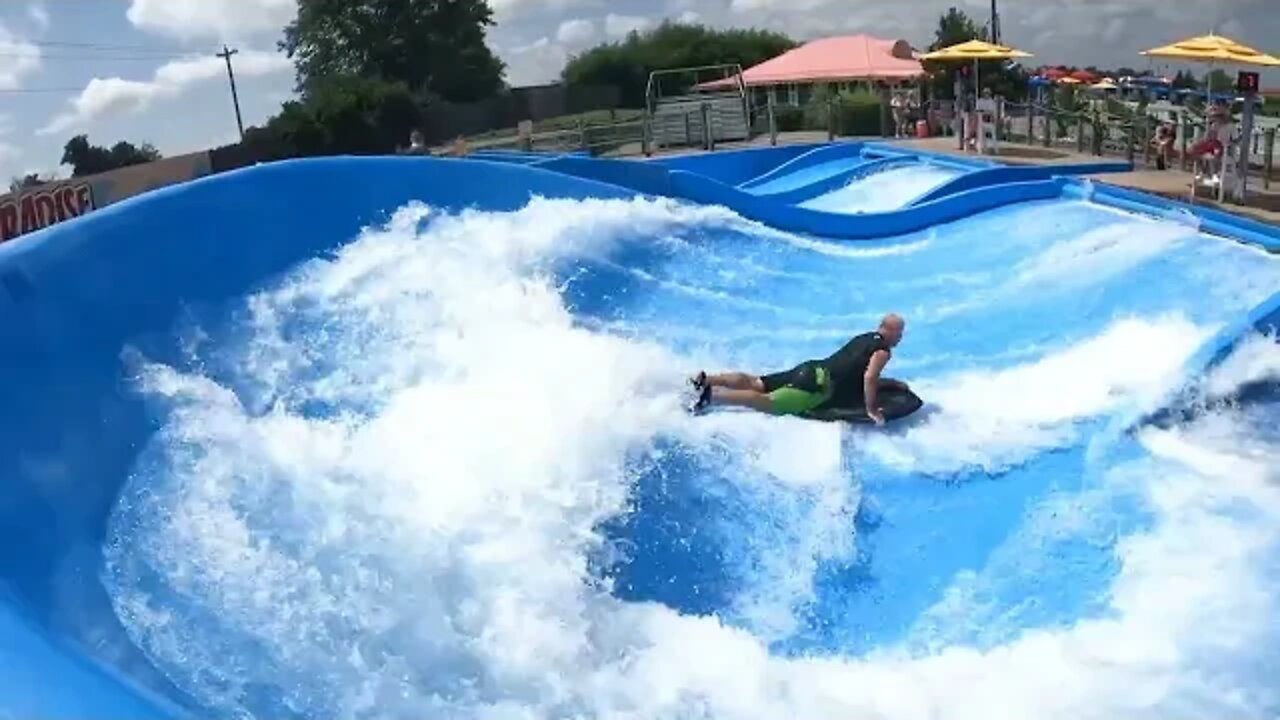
[878,313,905,347]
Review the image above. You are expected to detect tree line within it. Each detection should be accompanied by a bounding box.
[33,1,1192,184]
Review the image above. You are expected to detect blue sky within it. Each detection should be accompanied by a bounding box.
[2,0,1276,183]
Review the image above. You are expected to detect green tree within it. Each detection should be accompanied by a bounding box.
[931,7,984,50]
[922,6,1030,102]
[8,173,50,192]
[561,21,797,107]
[61,135,161,177]
[1172,70,1200,89]
[241,76,424,161]
[280,0,505,102]
[1203,68,1233,94]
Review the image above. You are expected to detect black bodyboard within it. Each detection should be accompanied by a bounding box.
[799,382,924,425]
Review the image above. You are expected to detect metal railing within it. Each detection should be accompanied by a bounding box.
[990,99,1277,184]
[455,97,1277,191]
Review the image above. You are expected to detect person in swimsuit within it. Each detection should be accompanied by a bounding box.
[689,313,907,425]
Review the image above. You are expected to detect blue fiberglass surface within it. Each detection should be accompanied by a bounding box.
[1,149,1279,719]
[797,163,963,214]
[744,156,872,195]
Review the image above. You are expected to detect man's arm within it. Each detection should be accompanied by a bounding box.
[863,350,890,424]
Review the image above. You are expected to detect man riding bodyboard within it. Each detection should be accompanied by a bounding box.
[688,313,908,426]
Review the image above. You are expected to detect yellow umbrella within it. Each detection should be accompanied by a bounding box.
[1140,33,1279,103]
[1141,34,1277,202]
[1057,77,1082,85]
[919,39,1034,62]
[919,39,1034,96]
[1139,33,1280,67]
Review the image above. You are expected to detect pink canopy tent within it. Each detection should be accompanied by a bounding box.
[697,34,925,89]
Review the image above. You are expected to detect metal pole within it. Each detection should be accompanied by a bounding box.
[1146,114,1157,165]
[767,95,777,146]
[1235,90,1257,203]
[1042,95,1053,148]
[701,103,712,151]
[1180,114,1191,171]
[1092,109,1102,156]
[1263,128,1274,190]
[216,45,245,141]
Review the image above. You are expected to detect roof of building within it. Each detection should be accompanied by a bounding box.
[700,34,925,89]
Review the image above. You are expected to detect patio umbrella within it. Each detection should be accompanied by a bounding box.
[1140,33,1279,201]
[1140,33,1279,100]
[919,39,1033,96]
[1140,33,1279,67]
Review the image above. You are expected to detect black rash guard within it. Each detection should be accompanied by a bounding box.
[820,331,892,408]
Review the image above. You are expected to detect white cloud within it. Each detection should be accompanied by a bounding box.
[604,13,652,38]
[27,2,50,31]
[0,142,21,187]
[556,18,595,47]
[126,0,297,40]
[0,24,41,90]
[504,38,572,87]
[678,11,702,24]
[38,50,292,137]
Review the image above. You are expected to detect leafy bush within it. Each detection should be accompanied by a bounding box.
[774,105,805,132]
[833,90,883,137]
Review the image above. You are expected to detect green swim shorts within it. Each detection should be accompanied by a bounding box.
[760,362,833,415]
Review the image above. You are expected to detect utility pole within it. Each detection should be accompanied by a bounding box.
[989,0,1000,44]
[216,45,245,141]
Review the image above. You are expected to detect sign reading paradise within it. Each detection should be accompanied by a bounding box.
[0,183,96,243]
[0,150,213,246]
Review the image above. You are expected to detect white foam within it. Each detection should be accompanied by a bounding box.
[103,197,1280,720]
[800,164,960,215]
[1203,330,1280,401]
[105,197,859,717]
[861,313,1217,475]
[1010,219,1195,292]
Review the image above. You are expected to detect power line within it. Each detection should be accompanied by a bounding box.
[26,39,192,52]
[0,52,198,61]
[0,87,90,94]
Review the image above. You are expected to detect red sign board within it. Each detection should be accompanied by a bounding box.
[0,183,96,244]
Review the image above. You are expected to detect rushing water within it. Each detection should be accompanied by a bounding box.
[102,194,1280,719]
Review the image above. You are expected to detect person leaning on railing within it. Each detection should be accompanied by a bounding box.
[1153,121,1176,170]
